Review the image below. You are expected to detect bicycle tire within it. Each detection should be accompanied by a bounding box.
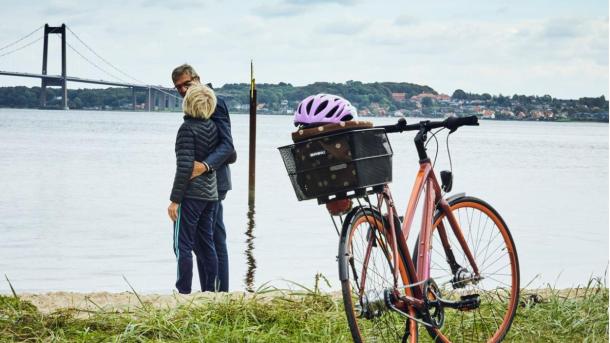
[414,196,520,342]
[339,206,415,343]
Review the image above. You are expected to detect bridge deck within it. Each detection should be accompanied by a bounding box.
[0,70,171,90]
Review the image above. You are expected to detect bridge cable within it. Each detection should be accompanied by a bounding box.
[66,25,141,83]
[66,42,130,83]
[66,25,181,100]
[0,37,43,59]
[67,40,180,104]
[0,25,44,52]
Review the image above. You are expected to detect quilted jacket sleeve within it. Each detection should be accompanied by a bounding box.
[170,124,195,203]
[202,99,235,171]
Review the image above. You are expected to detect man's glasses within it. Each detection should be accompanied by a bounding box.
[175,78,194,91]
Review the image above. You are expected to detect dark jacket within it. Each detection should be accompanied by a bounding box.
[202,97,234,197]
[170,116,219,203]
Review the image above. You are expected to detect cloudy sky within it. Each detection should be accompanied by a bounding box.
[0,0,607,99]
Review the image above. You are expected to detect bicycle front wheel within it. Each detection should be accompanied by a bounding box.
[339,207,413,343]
[417,196,520,342]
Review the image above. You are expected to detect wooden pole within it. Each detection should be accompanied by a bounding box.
[248,60,257,207]
[245,60,257,291]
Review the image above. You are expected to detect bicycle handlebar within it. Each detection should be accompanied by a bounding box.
[380,115,479,134]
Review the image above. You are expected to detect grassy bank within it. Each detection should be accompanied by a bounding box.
[1,278,607,342]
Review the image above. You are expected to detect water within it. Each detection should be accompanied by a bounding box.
[0,109,607,293]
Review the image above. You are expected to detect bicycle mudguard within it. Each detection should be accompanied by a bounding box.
[337,205,371,282]
[445,192,465,203]
[432,193,465,219]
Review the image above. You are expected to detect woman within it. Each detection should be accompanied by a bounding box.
[167,84,220,293]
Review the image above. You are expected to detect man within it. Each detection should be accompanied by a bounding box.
[171,63,234,292]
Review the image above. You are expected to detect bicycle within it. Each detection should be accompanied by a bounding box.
[279,116,519,342]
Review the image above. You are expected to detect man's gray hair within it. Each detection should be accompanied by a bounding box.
[172,63,200,82]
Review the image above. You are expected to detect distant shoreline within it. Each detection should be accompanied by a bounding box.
[1,106,608,123]
[1,83,607,123]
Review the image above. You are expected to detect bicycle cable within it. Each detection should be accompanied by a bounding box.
[446,132,453,174]
[438,132,455,200]
[425,127,445,170]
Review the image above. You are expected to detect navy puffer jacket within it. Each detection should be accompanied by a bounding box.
[170,116,219,203]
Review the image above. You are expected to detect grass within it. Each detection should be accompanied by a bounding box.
[0,275,607,342]
[506,276,609,343]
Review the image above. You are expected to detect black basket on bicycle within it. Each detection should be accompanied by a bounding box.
[278,128,393,203]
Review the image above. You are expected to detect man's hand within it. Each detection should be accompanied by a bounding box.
[168,202,179,222]
[190,161,208,179]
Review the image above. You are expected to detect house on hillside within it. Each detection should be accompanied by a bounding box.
[391,93,406,102]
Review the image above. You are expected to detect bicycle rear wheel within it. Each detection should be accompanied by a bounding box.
[339,207,414,343]
[416,196,519,342]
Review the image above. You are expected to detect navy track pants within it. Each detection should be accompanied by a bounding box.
[173,198,218,294]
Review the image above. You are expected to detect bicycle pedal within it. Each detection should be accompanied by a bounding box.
[457,294,480,311]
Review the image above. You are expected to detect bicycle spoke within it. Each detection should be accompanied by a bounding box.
[419,200,518,343]
[480,252,510,275]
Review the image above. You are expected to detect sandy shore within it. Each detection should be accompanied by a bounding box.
[15,291,263,314]
[4,287,594,314]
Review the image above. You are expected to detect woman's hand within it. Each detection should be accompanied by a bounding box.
[168,202,180,221]
[190,161,208,179]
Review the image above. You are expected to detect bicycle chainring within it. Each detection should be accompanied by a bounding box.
[422,279,445,328]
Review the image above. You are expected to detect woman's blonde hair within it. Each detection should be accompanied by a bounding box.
[183,84,217,119]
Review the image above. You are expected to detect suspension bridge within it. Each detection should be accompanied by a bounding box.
[0,23,180,111]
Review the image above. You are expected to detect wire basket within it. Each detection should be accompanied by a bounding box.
[278,128,393,203]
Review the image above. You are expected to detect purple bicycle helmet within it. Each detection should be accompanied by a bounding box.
[294,94,357,126]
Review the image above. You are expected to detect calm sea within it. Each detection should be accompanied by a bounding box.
[0,109,607,293]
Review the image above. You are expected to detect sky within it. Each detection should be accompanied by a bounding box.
[0,0,607,99]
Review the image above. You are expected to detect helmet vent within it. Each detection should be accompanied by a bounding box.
[306,99,313,114]
[315,100,328,115]
[325,105,339,118]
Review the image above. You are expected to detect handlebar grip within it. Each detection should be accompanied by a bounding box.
[445,115,479,132]
[461,115,479,126]
[382,117,408,133]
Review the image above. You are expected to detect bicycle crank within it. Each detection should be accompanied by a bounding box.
[440,293,481,312]
[422,279,444,328]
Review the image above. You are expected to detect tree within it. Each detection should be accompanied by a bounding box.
[421,97,433,107]
[452,89,467,100]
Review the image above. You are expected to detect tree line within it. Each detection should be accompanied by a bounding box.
[451,89,608,111]
[219,81,435,112]
[0,86,150,109]
[0,82,435,111]
[0,84,607,119]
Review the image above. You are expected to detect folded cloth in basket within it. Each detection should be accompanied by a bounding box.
[291,120,373,143]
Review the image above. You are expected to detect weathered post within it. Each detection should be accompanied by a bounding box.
[245,60,257,292]
[248,60,257,207]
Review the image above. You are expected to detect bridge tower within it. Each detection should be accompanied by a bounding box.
[40,24,68,110]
